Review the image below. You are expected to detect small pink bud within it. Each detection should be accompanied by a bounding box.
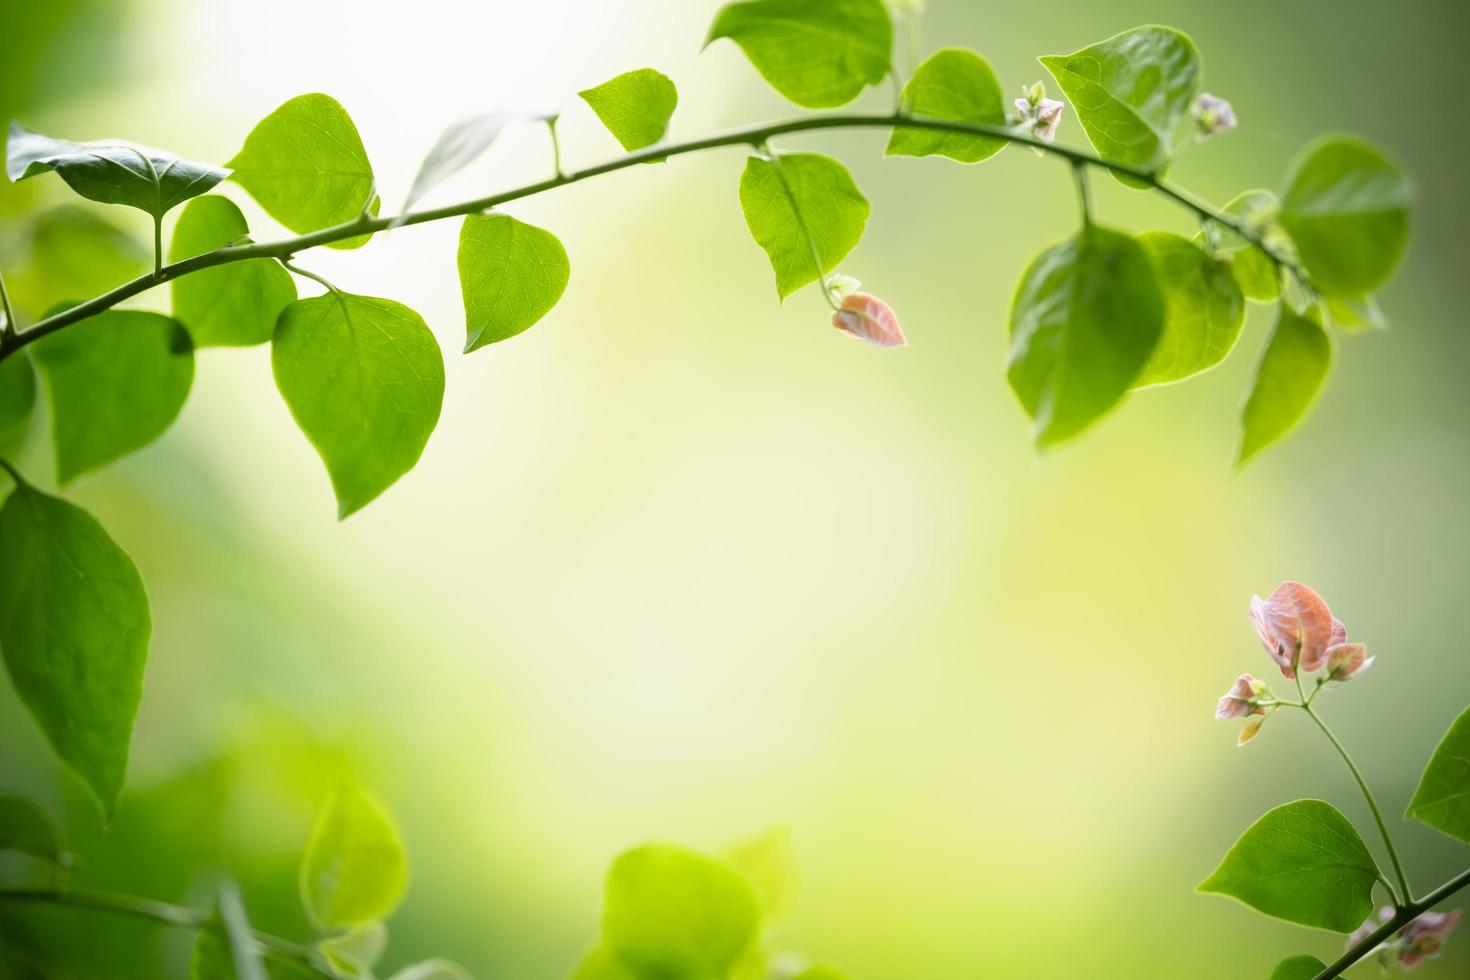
[1216,673,1267,720]
[1399,908,1461,969]
[1249,582,1335,678]
[1237,717,1264,746]
[1192,93,1237,136]
[1015,92,1065,144]
[832,292,907,348]
[1326,643,1373,682]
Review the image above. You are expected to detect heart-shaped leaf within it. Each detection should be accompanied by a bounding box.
[272,292,444,518]
[1133,231,1244,387]
[1237,307,1332,468]
[739,152,869,299]
[170,195,296,347]
[1406,704,1470,843]
[579,69,678,152]
[299,784,409,931]
[887,48,1007,164]
[458,212,570,351]
[6,122,227,219]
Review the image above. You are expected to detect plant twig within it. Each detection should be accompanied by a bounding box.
[1313,867,1470,979]
[0,111,1310,364]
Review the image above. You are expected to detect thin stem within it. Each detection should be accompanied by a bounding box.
[0,887,329,976]
[1313,867,1470,980]
[279,259,340,295]
[547,116,564,179]
[0,112,1310,363]
[153,214,164,277]
[1301,702,1413,905]
[760,141,839,311]
[0,268,16,339]
[1070,161,1092,226]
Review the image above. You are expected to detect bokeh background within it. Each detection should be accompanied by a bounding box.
[1,0,1468,977]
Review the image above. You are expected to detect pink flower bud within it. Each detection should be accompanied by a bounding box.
[1216,673,1267,720]
[1249,582,1335,678]
[1399,908,1461,969]
[831,292,907,348]
[1326,643,1373,682]
[1014,93,1065,144]
[1192,93,1237,136]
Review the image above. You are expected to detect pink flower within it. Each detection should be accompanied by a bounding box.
[1348,905,1394,948]
[1326,642,1374,682]
[1014,95,1065,143]
[1249,582,1335,678]
[1191,93,1237,136]
[1399,909,1461,969]
[1216,673,1266,719]
[832,292,907,348]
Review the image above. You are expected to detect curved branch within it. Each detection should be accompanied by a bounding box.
[0,111,1305,363]
[1314,866,1470,979]
[0,887,330,977]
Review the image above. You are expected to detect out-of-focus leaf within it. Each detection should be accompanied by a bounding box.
[1406,704,1470,843]
[1237,307,1332,468]
[721,827,797,925]
[578,69,678,152]
[316,921,387,976]
[602,843,760,980]
[32,309,193,482]
[272,293,444,518]
[0,796,66,865]
[0,353,36,458]
[1198,799,1377,932]
[739,152,868,300]
[1007,224,1163,446]
[1269,956,1328,980]
[6,121,227,218]
[1133,231,1244,387]
[169,195,296,347]
[299,783,409,931]
[1279,136,1411,295]
[1324,293,1389,334]
[886,48,1007,164]
[228,94,376,249]
[1196,190,1281,303]
[0,480,149,818]
[705,0,892,109]
[398,110,555,218]
[1039,26,1200,185]
[457,212,570,351]
[6,205,149,316]
[388,960,474,980]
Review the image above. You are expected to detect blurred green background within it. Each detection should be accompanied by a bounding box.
[2,0,1468,977]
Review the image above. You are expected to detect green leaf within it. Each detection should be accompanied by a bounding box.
[1324,293,1389,334]
[316,921,387,976]
[228,94,376,249]
[1270,956,1328,980]
[1039,26,1200,184]
[6,121,228,219]
[0,353,36,458]
[0,796,66,865]
[272,293,444,518]
[1279,136,1412,295]
[721,827,797,924]
[169,196,297,347]
[7,206,149,316]
[578,69,678,152]
[1133,231,1244,387]
[299,783,409,931]
[1198,799,1378,932]
[388,961,474,980]
[399,111,553,217]
[1007,224,1164,446]
[192,933,316,980]
[32,309,194,483]
[738,152,869,300]
[458,212,571,351]
[705,0,892,109]
[0,480,149,818]
[886,48,1007,164]
[793,970,850,980]
[571,947,640,980]
[1199,190,1282,303]
[1237,307,1332,468]
[1406,704,1470,843]
[602,843,760,980]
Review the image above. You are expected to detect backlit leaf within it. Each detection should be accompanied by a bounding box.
[1270,956,1328,980]
[31,309,194,483]
[602,843,760,980]
[1133,231,1244,387]
[579,69,678,152]
[398,111,554,217]
[228,94,376,249]
[6,121,227,219]
[1237,308,1332,468]
[1279,136,1411,295]
[0,480,149,818]
[299,784,409,931]
[169,195,296,347]
[0,353,36,458]
[272,293,444,518]
[316,921,387,976]
[721,827,797,925]
[457,212,570,351]
[1039,26,1200,185]
[739,152,869,300]
[1406,704,1470,843]
[706,0,892,109]
[1007,224,1164,446]
[886,48,1006,164]
[1199,190,1282,303]
[7,206,149,316]
[1198,799,1377,932]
